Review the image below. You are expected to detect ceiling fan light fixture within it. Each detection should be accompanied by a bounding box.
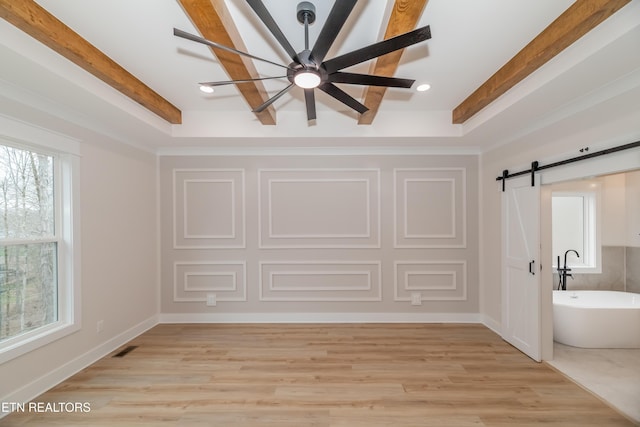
[416,83,431,92]
[294,70,321,89]
[199,84,215,94]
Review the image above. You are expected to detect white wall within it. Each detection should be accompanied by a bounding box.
[601,173,627,246]
[0,131,158,405]
[159,154,479,321]
[598,170,640,249]
[626,170,640,247]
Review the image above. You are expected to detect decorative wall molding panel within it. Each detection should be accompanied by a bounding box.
[174,261,247,302]
[173,169,245,248]
[260,261,382,301]
[394,261,468,301]
[394,168,467,248]
[160,155,478,316]
[259,169,380,248]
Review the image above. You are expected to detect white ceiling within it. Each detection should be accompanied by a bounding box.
[1,0,639,152]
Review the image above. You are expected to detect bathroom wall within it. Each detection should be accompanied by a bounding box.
[554,170,640,293]
[626,170,640,248]
[560,246,625,291]
[564,245,640,293]
[627,247,640,293]
[625,171,640,293]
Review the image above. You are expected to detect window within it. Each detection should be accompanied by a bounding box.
[0,119,80,363]
[552,190,601,273]
[0,145,57,341]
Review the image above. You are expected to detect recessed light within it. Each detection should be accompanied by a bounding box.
[199,85,214,94]
[416,83,431,92]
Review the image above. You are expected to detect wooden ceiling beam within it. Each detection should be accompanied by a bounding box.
[357,0,429,125]
[452,0,631,125]
[0,0,182,124]
[178,0,276,125]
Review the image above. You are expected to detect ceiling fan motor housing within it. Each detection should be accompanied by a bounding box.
[296,2,316,24]
[287,50,325,88]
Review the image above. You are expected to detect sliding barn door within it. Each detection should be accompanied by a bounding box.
[502,176,541,361]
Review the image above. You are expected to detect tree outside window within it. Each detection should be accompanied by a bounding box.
[0,144,57,342]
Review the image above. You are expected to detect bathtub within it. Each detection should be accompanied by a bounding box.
[553,290,640,348]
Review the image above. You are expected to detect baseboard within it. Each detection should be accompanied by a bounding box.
[159,312,482,323]
[1,315,158,417]
[481,314,502,336]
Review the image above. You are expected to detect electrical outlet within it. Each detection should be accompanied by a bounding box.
[411,293,422,306]
[96,320,104,333]
[206,294,217,307]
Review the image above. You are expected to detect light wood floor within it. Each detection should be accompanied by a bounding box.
[2,324,636,426]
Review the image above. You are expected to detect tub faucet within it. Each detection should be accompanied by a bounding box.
[557,249,580,290]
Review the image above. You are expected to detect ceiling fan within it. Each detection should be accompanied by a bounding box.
[174,0,431,121]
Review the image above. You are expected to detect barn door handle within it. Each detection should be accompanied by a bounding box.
[529,260,535,275]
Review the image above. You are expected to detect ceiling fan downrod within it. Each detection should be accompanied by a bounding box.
[296,2,316,51]
[292,2,321,88]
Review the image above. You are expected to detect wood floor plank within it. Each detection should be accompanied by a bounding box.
[1,324,635,426]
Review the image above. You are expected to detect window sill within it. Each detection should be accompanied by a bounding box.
[0,321,80,365]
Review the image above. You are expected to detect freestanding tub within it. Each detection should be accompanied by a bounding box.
[553,290,640,348]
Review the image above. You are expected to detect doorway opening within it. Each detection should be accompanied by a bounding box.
[541,169,640,422]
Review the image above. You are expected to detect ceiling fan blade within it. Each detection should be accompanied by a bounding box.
[246,0,299,62]
[174,28,289,70]
[252,83,295,113]
[199,76,287,87]
[329,72,414,88]
[310,0,357,64]
[304,89,316,121]
[318,83,368,114]
[322,25,431,74]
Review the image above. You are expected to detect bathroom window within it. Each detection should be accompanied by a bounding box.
[552,191,601,273]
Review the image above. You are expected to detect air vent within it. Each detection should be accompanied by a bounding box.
[112,345,138,358]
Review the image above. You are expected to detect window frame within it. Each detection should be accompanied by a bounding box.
[0,117,81,364]
[551,189,602,274]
